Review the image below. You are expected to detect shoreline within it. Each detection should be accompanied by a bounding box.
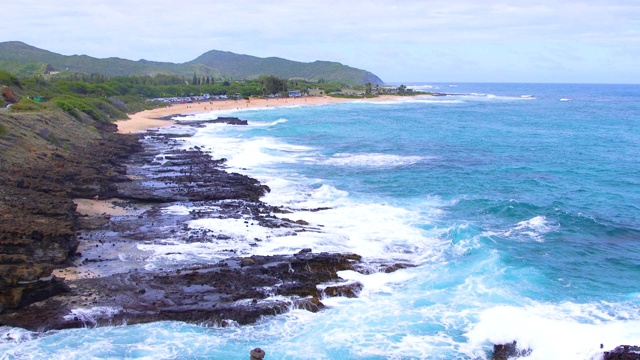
[3,126,380,331]
[115,95,397,134]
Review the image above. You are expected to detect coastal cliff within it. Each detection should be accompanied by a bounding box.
[0,109,142,311]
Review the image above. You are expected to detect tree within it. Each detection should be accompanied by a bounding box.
[365,82,372,95]
[260,75,287,94]
[191,73,198,86]
[397,84,407,95]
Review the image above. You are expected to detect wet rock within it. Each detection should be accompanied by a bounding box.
[116,145,269,203]
[604,345,640,360]
[491,341,531,360]
[0,251,363,331]
[175,117,249,127]
[323,281,364,298]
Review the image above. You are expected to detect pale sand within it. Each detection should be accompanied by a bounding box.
[58,199,150,280]
[73,198,148,216]
[115,95,397,134]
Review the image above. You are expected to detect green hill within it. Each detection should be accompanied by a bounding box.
[0,41,221,78]
[188,50,383,84]
[0,41,383,84]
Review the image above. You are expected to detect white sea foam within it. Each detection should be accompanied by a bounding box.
[354,97,464,105]
[504,215,558,242]
[0,326,34,343]
[175,196,449,265]
[159,120,452,266]
[136,236,255,268]
[186,134,312,170]
[320,152,426,167]
[406,84,439,91]
[450,93,536,101]
[250,118,288,127]
[63,306,123,323]
[464,302,640,359]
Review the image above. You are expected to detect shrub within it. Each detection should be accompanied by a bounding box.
[0,70,22,88]
[92,98,128,120]
[9,98,45,112]
[52,95,130,122]
[52,95,106,122]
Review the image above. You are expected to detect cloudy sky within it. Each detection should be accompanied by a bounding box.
[3,1,639,83]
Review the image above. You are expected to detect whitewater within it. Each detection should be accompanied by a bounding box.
[2,83,639,359]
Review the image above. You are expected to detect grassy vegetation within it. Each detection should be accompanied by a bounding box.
[0,123,6,137]
[9,97,45,112]
[0,61,49,78]
[0,70,22,88]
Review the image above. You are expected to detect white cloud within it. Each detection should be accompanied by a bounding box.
[2,0,640,83]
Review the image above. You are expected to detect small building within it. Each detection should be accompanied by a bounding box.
[288,90,302,98]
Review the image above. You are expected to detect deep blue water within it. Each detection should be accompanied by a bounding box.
[2,83,639,359]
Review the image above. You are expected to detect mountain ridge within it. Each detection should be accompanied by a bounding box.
[0,41,383,84]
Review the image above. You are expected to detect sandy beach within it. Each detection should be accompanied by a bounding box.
[115,95,366,134]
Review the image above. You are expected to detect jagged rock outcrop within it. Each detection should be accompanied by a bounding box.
[491,341,531,360]
[0,250,364,330]
[116,145,269,203]
[605,345,640,360]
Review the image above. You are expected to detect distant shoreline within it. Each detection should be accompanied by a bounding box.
[115,95,403,134]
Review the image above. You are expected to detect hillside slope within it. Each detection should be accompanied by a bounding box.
[0,41,221,78]
[0,41,383,84]
[188,50,383,84]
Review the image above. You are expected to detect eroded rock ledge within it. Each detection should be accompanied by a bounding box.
[0,250,365,331]
[0,114,142,312]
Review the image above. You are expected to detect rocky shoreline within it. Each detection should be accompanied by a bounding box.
[0,117,403,331]
[2,113,635,358]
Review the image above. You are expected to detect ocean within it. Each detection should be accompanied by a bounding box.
[1,83,639,359]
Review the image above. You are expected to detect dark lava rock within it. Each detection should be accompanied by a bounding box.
[605,345,640,360]
[323,282,363,298]
[491,341,531,360]
[175,117,249,127]
[0,251,364,331]
[116,137,269,203]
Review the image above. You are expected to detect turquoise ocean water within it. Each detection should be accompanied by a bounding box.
[2,83,639,359]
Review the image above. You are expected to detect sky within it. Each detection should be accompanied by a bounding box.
[3,0,640,83]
